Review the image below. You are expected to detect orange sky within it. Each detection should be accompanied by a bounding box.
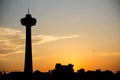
[0,0,120,73]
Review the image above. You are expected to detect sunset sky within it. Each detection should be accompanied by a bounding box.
[0,0,120,73]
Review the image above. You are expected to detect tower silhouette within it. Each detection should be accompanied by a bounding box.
[20,9,37,74]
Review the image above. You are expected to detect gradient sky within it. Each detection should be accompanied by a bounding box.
[0,0,120,73]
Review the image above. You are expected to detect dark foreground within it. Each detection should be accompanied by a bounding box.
[0,64,120,80]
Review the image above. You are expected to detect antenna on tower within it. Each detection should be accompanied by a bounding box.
[28,8,29,14]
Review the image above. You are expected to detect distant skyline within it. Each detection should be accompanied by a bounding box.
[0,0,120,73]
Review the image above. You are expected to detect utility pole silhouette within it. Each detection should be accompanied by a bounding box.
[21,9,37,75]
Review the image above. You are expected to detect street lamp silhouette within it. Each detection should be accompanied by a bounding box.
[21,9,37,74]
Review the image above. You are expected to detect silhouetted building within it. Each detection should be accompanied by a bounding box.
[52,63,74,80]
[55,63,74,73]
[20,9,37,75]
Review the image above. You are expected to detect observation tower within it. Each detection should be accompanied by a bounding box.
[21,9,37,74]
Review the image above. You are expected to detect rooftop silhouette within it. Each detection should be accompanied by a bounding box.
[0,63,120,80]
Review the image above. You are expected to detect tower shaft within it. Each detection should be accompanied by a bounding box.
[24,26,33,74]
